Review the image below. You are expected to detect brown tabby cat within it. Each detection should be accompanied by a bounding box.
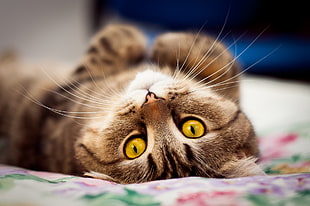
[0,24,264,184]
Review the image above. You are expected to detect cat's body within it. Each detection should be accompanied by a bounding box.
[0,25,263,183]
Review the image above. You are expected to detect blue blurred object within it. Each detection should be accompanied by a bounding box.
[107,0,258,29]
[225,36,310,73]
[103,0,310,77]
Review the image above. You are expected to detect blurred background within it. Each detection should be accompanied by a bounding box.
[0,0,309,133]
[0,0,310,81]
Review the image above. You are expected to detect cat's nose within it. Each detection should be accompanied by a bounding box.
[144,92,159,105]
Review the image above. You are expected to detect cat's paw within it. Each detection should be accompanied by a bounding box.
[151,33,191,67]
[151,32,231,71]
[151,32,240,102]
[93,24,146,64]
[75,24,147,75]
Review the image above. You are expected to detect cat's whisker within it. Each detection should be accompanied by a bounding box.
[46,87,112,107]
[192,27,270,90]
[209,83,240,93]
[16,86,110,120]
[83,62,123,99]
[178,25,207,75]
[21,86,114,114]
[98,63,124,98]
[182,10,230,81]
[54,75,111,105]
[196,154,226,178]
[192,58,237,91]
[188,32,243,87]
[68,79,113,103]
[183,31,232,82]
[172,42,182,80]
[188,32,245,84]
[38,65,112,107]
[65,69,117,102]
[200,44,278,92]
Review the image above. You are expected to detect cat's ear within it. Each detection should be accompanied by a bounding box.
[219,157,266,178]
[84,171,120,183]
[151,32,240,103]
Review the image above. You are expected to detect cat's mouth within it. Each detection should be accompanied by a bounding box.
[126,69,172,92]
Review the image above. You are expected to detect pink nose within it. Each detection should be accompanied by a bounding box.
[144,92,159,105]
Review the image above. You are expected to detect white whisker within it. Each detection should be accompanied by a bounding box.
[192,27,270,91]
[182,9,231,81]
[188,32,245,84]
[16,86,110,120]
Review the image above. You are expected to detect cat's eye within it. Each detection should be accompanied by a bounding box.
[124,137,146,159]
[181,119,205,138]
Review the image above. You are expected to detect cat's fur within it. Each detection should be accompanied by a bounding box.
[0,24,264,183]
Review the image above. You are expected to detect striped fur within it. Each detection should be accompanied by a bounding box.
[0,24,263,183]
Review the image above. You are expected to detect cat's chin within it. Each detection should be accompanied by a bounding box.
[219,157,266,178]
[84,171,120,183]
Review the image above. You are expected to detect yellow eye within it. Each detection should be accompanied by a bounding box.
[182,119,205,138]
[124,137,146,159]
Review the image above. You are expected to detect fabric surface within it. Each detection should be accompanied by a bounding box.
[1,122,310,206]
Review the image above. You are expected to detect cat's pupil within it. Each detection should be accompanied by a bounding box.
[190,126,195,135]
[133,145,138,154]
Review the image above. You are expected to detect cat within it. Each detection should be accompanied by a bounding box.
[0,24,265,184]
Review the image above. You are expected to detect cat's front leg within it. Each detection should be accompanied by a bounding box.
[151,32,240,102]
[73,24,147,78]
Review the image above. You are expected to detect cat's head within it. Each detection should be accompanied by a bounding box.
[75,66,263,183]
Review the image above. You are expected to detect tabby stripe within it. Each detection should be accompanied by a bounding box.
[87,46,99,54]
[79,144,121,165]
[101,58,114,65]
[157,148,170,179]
[165,149,179,178]
[184,144,195,162]
[147,154,157,176]
[119,27,134,38]
[90,57,98,65]
[100,37,118,56]
[213,110,241,131]
[74,65,87,74]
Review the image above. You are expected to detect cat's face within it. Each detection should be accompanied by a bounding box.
[76,67,259,183]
